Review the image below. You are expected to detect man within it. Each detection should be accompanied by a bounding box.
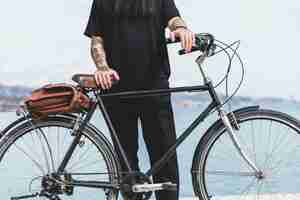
[84,0,195,200]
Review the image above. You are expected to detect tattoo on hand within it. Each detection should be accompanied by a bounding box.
[91,36,109,70]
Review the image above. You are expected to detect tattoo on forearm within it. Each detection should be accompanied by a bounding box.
[91,36,109,71]
[168,16,187,31]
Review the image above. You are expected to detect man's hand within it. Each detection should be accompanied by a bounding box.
[94,67,120,90]
[170,28,195,53]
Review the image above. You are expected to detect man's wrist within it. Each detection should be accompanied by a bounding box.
[96,65,110,71]
[168,16,187,31]
[174,25,188,30]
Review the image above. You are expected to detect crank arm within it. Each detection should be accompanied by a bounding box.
[70,179,119,190]
[11,193,40,200]
[11,192,62,200]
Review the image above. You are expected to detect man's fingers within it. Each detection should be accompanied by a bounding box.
[94,73,101,88]
[188,31,193,51]
[112,70,120,81]
[180,32,185,50]
[94,69,120,90]
[184,32,189,52]
[170,31,175,42]
[105,73,112,88]
[103,73,111,89]
[99,73,107,89]
[192,32,196,46]
[184,32,190,52]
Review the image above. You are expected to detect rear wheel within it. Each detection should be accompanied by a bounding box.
[192,109,300,200]
[0,116,119,200]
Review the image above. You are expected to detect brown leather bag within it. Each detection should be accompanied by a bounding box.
[24,83,91,119]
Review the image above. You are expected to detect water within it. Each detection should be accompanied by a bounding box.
[1,98,300,199]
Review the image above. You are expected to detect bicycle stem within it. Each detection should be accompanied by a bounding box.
[195,54,209,84]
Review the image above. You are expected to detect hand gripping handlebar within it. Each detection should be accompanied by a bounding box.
[166,33,216,56]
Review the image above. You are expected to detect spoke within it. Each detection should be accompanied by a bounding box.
[206,170,256,177]
[56,126,60,171]
[262,120,273,169]
[70,159,106,173]
[239,177,257,199]
[268,150,299,175]
[255,180,264,200]
[58,126,69,169]
[59,172,113,175]
[35,127,51,173]
[264,125,290,168]
[251,120,258,167]
[13,143,45,175]
[237,124,257,162]
[41,127,55,172]
[28,129,45,166]
[67,142,95,170]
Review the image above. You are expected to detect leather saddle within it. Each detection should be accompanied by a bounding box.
[72,74,98,89]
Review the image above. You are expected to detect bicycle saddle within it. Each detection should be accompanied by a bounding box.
[72,74,98,89]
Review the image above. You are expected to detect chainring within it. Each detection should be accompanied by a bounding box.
[120,172,153,200]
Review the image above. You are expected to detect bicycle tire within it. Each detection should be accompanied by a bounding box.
[192,109,300,200]
[0,115,120,200]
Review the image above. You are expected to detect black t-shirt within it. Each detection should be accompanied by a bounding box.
[84,0,180,91]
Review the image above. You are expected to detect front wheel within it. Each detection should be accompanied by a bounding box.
[192,109,300,200]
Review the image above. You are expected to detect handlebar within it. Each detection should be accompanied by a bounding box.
[166,33,216,56]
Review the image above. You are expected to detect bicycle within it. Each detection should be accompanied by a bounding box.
[1,33,300,200]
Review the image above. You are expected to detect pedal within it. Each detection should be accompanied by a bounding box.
[132,182,177,193]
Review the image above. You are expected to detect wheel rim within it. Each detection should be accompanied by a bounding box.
[0,120,118,200]
[198,114,300,200]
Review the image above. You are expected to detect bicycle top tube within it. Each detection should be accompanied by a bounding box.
[96,85,209,99]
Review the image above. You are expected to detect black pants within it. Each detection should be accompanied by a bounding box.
[105,94,179,200]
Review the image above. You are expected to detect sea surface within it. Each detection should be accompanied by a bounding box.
[1,97,300,199]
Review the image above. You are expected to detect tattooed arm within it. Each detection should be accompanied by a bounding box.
[91,36,110,71]
[91,36,120,89]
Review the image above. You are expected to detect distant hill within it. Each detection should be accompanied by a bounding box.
[0,83,32,112]
[0,84,32,98]
[0,83,299,112]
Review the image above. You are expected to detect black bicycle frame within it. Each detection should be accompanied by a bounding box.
[57,81,222,189]
[98,81,222,176]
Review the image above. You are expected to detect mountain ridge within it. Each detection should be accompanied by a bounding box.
[0,83,299,112]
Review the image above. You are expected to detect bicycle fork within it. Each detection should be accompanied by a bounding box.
[197,54,262,178]
[218,109,263,178]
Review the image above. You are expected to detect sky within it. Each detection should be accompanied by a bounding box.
[1,0,300,99]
